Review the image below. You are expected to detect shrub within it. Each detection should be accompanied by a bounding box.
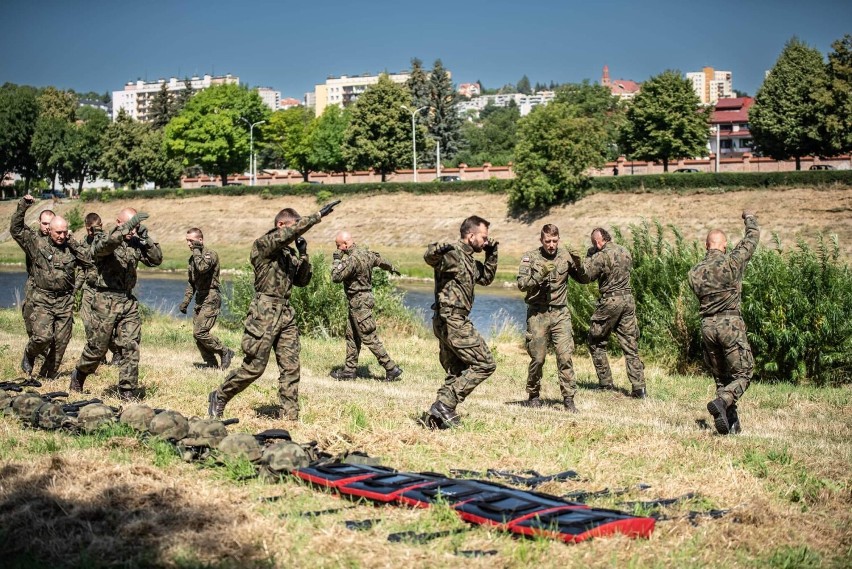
[66,205,84,232]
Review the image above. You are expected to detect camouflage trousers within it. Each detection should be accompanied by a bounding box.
[344,292,394,372]
[25,287,74,379]
[77,291,142,392]
[80,286,120,359]
[525,306,577,399]
[588,293,645,390]
[432,312,496,409]
[22,278,34,337]
[701,313,753,406]
[217,295,301,416]
[192,290,226,365]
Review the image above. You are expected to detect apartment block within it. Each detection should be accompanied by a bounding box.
[311,72,411,116]
[112,74,239,121]
[457,91,556,118]
[687,67,733,105]
[256,87,281,111]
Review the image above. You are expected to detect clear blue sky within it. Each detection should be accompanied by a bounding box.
[2,0,849,100]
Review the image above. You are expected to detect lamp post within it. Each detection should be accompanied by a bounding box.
[241,118,266,186]
[401,105,428,182]
[711,126,721,173]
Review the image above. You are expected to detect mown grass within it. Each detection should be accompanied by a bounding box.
[0,307,850,568]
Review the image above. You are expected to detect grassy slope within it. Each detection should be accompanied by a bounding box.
[0,309,850,568]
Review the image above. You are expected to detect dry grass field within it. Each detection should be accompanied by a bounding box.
[0,306,850,568]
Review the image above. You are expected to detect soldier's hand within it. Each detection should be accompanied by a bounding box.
[23,194,35,206]
[179,304,188,314]
[128,212,150,229]
[484,238,499,255]
[318,199,341,218]
[390,268,402,276]
[191,239,203,250]
[541,261,556,277]
[742,210,755,219]
[436,242,454,255]
[332,250,342,261]
[587,246,597,257]
[295,237,308,256]
[136,225,150,241]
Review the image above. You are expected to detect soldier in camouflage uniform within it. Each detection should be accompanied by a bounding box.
[179,228,234,370]
[11,195,90,379]
[577,227,646,399]
[208,202,338,421]
[70,208,163,400]
[18,205,54,373]
[517,224,586,412]
[688,211,760,435]
[330,230,403,382]
[424,215,498,427]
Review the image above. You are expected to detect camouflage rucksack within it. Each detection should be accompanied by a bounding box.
[77,403,116,433]
[120,404,156,432]
[32,401,68,430]
[12,393,45,424]
[182,419,229,448]
[261,441,309,475]
[218,433,263,462]
[0,389,13,413]
[149,410,190,441]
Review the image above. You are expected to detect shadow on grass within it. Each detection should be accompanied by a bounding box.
[0,456,271,568]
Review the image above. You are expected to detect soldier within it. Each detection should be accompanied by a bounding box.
[19,206,55,373]
[688,211,760,435]
[208,201,339,421]
[69,208,163,400]
[11,195,90,379]
[424,215,498,428]
[516,224,586,412]
[178,228,234,370]
[77,212,121,366]
[577,227,646,399]
[329,230,403,381]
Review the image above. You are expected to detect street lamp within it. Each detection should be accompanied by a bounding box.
[241,118,266,186]
[401,105,428,182]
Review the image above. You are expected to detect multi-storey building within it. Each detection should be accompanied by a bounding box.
[457,91,556,118]
[600,66,641,100]
[256,87,281,111]
[687,67,733,105]
[708,96,754,156]
[311,72,411,116]
[112,74,239,121]
[280,97,301,110]
[458,82,481,98]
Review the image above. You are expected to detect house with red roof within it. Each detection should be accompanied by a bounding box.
[709,97,754,156]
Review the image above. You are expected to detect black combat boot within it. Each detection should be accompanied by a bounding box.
[21,353,34,376]
[118,388,136,402]
[630,388,647,399]
[208,390,226,419]
[599,383,617,391]
[69,368,88,392]
[383,366,404,382]
[563,396,578,413]
[220,347,235,370]
[428,400,461,428]
[330,368,356,380]
[727,404,741,434]
[707,397,730,435]
[519,394,543,408]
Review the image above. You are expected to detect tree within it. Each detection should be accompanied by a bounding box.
[619,70,710,172]
[312,105,350,182]
[455,103,520,166]
[142,128,183,188]
[100,109,152,189]
[425,59,464,164]
[164,83,269,186]
[517,75,532,95]
[31,87,78,190]
[263,106,317,182]
[343,74,412,182]
[61,106,109,196]
[557,80,625,159]
[819,35,852,156]
[510,97,611,209]
[149,83,175,129]
[0,83,40,190]
[750,38,826,169]
[174,78,194,113]
[406,57,431,110]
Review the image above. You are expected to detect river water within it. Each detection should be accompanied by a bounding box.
[0,269,526,337]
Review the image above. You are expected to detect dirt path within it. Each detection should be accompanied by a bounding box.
[1,187,850,256]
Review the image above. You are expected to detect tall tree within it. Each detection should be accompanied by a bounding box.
[818,34,852,156]
[149,82,175,129]
[263,106,317,182]
[174,78,194,113]
[60,106,109,196]
[750,38,826,170]
[426,59,464,163]
[455,103,520,166]
[0,83,40,191]
[517,75,532,95]
[343,74,411,182]
[31,87,78,190]
[557,81,625,159]
[510,92,612,209]
[142,128,183,188]
[406,57,431,110]
[312,105,350,182]
[619,70,709,172]
[100,109,152,189]
[164,83,269,186]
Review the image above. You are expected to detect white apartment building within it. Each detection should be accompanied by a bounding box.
[256,87,281,111]
[686,67,733,105]
[312,72,411,116]
[457,91,556,118]
[112,74,239,121]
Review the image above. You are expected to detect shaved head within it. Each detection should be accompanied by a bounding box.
[706,229,727,252]
[48,215,69,245]
[117,208,137,224]
[38,209,55,236]
[335,230,354,252]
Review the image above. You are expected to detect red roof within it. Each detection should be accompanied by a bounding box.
[610,79,641,95]
[711,97,753,124]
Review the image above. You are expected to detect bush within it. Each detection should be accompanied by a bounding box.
[66,205,84,232]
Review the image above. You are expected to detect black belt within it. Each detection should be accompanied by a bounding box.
[600,290,632,298]
[705,310,741,318]
[437,306,469,317]
[256,292,289,305]
[529,305,566,312]
[32,286,72,298]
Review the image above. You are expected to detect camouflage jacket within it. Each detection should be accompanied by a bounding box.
[578,241,634,296]
[250,214,319,301]
[11,200,91,293]
[181,245,221,306]
[425,240,497,315]
[517,247,583,308]
[331,244,395,298]
[91,225,163,294]
[10,201,51,280]
[688,216,760,317]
